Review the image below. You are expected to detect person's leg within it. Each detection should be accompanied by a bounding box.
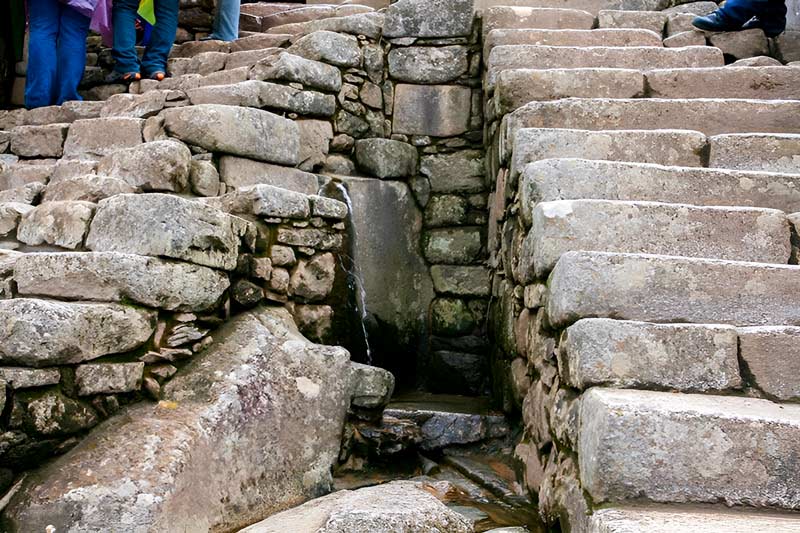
[55,5,91,104]
[112,0,142,75]
[25,0,60,108]
[141,0,179,77]
[210,0,240,42]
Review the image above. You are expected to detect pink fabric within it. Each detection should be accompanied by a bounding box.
[60,0,101,18]
[90,0,113,47]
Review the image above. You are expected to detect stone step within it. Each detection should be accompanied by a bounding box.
[493,66,800,113]
[647,67,800,100]
[709,133,800,174]
[509,128,707,179]
[546,251,800,328]
[589,505,800,533]
[519,159,800,225]
[562,319,741,392]
[486,45,723,89]
[484,27,663,58]
[477,0,664,16]
[493,68,645,113]
[579,388,800,509]
[503,98,800,140]
[483,7,596,35]
[738,326,800,401]
[522,200,790,279]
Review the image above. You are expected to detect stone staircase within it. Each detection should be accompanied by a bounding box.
[483,2,800,532]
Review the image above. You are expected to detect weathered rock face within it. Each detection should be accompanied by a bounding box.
[96,140,192,192]
[0,299,155,367]
[350,363,396,409]
[384,0,475,38]
[354,139,418,179]
[2,307,352,533]
[162,104,300,166]
[240,480,472,533]
[85,193,249,271]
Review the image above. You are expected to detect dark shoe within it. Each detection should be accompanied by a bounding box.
[692,11,742,33]
[741,17,785,38]
[148,71,167,81]
[105,71,141,84]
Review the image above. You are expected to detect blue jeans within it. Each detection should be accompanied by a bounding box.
[112,0,179,76]
[25,0,91,109]
[718,0,787,33]
[209,0,240,42]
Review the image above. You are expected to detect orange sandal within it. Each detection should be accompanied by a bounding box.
[150,71,166,82]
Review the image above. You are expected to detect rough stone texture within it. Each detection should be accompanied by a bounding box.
[240,480,472,533]
[504,98,800,139]
[424,227,483,264]
[384,0,474,38]
[338,178,435,350]
[484,28,662,58]
[0,367,61,389]
[494,68,645,113]
[75,363,145,396]
[287,31,362,68]
[289,253,336,302]
[562,319,740,391]
[219,156,319,195]
[349,362,395,409]
[297,120,334,171]
[547,251,800,328]
[267,12,385,40]
[189,160,220,197]
[96,140,192,192]
[597,9,667,33]
[519,159,800,224]
[25,391,98,436]
[354,139,418,179]
[420,150,485,193]
[709,133,800,174]
[432,298,476,336]
[42,176,136,203]
[430,265,491,297]
[645,67,800,100]
[251,52,343,93]
[510,128,707,178]
[0,299,155,367]
[0,202,33,236]
[732,55,783,66]
[392,84,472,137]
[162,104,300,166]
[17,201,95,249]
[86,193,247,271]
[589,505,800,533]
[10,124,69,158]
[63,117,144,159]
[13,252,229,312]
[486,45,722,88]
[525,199,790,278]
[208,184,312,219]
[388,46,470,84]
[2,307,352,533]
[578,388,800,508]
[482,6,595,34]
[708,28,769,60]
[738,327,800,401]
[663,30,707,47]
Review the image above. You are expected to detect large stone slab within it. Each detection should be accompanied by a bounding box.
[218,156,320,195]
[482,7,595,34]
[589,505,800,533]
[562,319,740,391]
[494,68,645,113]
[187,80,335,117]
[2,307,352,532]
[286,30,362,68]
[13,252,229,312]
[85,193,248,271]
[738,326,800,401]
[486,45,722,88]
[0,299,155,367]
[519,159,800,225]
[251,52,342,93]
[241,480,471,533]
[388,46,470,84]
[16,201,95,250]
[96,140,191,192]
[384,0,474,38]
[62,117,144,159]
[509,128,707,178]
[547,251,800,328]
[162,104,300,166]
[420,150,486,193]
[484,28,662,58]
[503,98,800,139]
[524,199,790,278]
[392,84,472,137]
[645,67,800,100]
[579,388,800,508]
[709,133,800,174]
[338,177,435,353]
